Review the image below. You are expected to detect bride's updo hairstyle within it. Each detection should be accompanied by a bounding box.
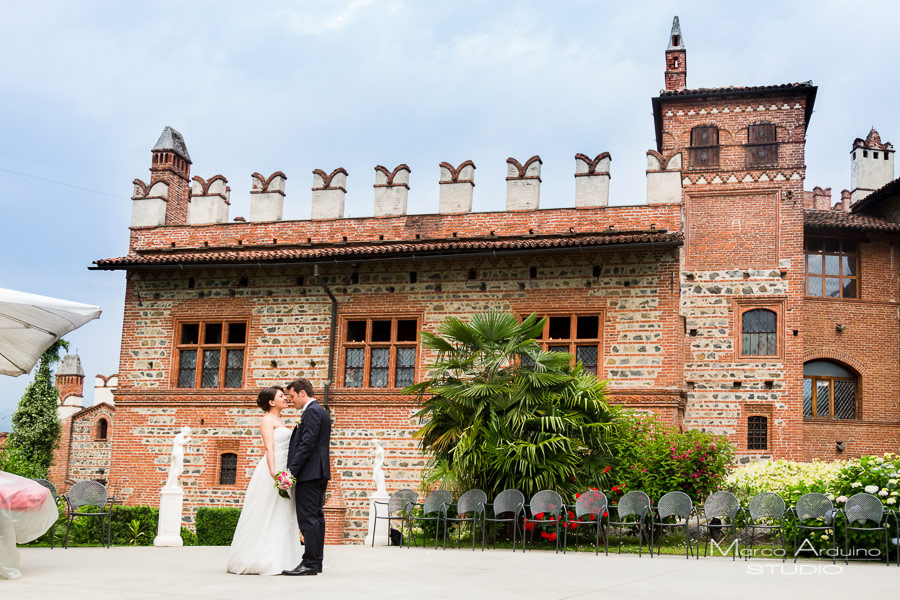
[256,386,285,412]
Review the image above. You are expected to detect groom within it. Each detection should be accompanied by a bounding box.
[283,378,331,576]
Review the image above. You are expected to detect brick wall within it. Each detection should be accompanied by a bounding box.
[109,245,682,542]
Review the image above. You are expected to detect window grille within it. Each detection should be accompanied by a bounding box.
[219,453,237,485]
[747,416,767,450]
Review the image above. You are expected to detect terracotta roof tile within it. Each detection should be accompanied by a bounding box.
[804,210,900,232]
[658,81,815,97]
[93,231,683,269]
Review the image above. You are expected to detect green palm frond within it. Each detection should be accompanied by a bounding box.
[405,310,619,498]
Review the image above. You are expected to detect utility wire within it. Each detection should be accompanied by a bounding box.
[0,166,125,199]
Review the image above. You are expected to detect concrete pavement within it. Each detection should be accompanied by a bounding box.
[6,545,898,599]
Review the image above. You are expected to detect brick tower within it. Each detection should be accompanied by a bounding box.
[665,16,686,92]
[150,126,192,225]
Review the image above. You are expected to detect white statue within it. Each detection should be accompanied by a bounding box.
[372,438,386,495]
[164,426,192,489]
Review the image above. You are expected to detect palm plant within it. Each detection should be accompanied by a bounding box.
[405,311,618,499]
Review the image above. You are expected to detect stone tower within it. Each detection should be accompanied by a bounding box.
[150,126,192,225]
[850,127,894,205]
[664,16,686,92]
[56,353,85,420]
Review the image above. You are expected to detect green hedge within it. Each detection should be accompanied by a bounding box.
[29,504,197,547]
[196,507,242,545]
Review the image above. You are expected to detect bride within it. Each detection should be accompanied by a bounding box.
[226,386,303,575]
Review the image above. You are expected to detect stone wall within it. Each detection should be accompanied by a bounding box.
[109,245,681,542]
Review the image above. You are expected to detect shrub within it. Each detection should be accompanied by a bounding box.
[30,504,161,547]
[196,507,241,545]
[726,459,846,504]
[609,413,734,504]
[727,454,900,558]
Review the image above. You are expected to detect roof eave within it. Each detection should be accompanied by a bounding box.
[90,237,684,272]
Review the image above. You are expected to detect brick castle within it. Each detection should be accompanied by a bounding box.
[49,17,899,543]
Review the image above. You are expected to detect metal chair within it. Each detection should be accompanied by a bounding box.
[654,491,696,559]
[562,490,608,555]
[407,490,452,549]
[607,491,653,557]
[790,493,836,564]
[63,481,115,549]
[31,478,59,549]
[745,492,787,562]
[442,489,487,550]
[371,489,417,547]
[481,489,525,551]
[841,493,891,565]
[699,491,743,560]
[522,490,565,553]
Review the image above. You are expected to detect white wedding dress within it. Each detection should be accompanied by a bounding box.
[226,426,303,575]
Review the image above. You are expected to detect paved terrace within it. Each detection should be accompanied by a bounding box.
[7,545,897,599]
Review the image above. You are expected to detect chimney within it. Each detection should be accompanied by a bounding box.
[506,156,542,210]
[311,168,347,220]
[249,171,287,222]
[187,175,230,225]
[575,153,611,208]
[56,354,85,418]
[850,127,895,205]
[149,126,192,225]
[811,186,832,211]
[835,189,852,212]
[665,16,687,92]
[373,165,410,217]
[646,150,683,204]
[438,161,475,213]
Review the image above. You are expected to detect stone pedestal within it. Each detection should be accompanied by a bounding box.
[364,491,390,546]
[154,487,184,547]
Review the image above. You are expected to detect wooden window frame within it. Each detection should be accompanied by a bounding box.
[746,122,778,168]
[733,300,784,361]
[804,237,860,299]
[337,316,420,391]
[521,312,605,377]
[173,319,249,389]
[689,125,720,170]
[803,375,858,420]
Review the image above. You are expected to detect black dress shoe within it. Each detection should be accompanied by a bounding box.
[282,565,318,576]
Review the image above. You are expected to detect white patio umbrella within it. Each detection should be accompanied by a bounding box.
[0,288,101,376]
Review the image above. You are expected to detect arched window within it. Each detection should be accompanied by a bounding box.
[219,453,238,485]
[741,309,777,356]
[747,416,768,450]
[747,122,777,167]
[96,418,109,441]
[803,360,857,419]
[690,125,719,168]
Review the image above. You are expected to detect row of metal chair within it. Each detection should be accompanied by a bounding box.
[374,487,900,565]
[32,479,116,548]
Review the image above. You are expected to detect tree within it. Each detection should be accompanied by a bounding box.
[406,312,618,499]
[0,340,68,478]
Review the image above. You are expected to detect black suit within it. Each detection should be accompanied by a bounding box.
[287,399,331,571]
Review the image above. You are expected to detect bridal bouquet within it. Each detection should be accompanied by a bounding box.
[274,470,296,498]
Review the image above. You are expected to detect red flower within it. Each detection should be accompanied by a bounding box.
[602,511,608,517]
[602,466,612,474]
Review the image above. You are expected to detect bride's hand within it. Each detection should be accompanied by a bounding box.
[270,469,280,479]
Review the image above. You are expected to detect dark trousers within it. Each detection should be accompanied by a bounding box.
[294,478,328,569]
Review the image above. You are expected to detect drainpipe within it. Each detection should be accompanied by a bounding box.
[314,264,337,411]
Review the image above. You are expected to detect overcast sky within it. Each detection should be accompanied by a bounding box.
[1,0,898,430]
